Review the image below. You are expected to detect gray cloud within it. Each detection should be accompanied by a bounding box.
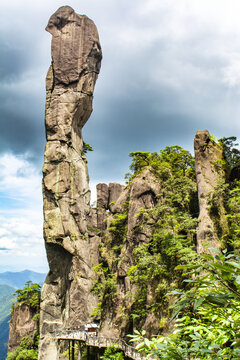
[2,0,240,272]
[1,0,240,184]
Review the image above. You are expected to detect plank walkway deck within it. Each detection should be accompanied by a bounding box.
[54,329,143,360]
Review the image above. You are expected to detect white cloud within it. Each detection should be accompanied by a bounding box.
[0,152,47,272]
[0,152,42,204]
[222,58,240,88]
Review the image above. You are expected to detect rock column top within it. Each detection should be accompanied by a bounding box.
[46,5,102,86]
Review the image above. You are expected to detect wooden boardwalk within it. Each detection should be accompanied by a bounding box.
[54,329,143,360]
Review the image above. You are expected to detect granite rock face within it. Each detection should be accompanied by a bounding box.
[93,169,161,338]
[194,130,228,254]
[39,6,102,360]
[8,303,38,353]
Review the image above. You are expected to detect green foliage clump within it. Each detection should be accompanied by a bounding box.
[219,136,240,169]
[108,212,128,243]
[130,249,240,359]
[82,141,94,154]
[100,346,124,360]
[7,334,38,360]
[126,146,195,183]
[12,281,41,310]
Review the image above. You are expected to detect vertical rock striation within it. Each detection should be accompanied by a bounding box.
[39,6,102,359]
[194,130,228,254]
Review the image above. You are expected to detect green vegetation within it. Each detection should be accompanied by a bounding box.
[130,249,240,359]
[126,146,198,322]
[227,183,240,249]
[126,145,195,182]
[100,346,124,360]
[6,282,41,360]
[92,145,198,326]
[90,137,240,356]
[208,136,240,249]
[12,281,41,310]
[6,335,38,360]
[219,136,240,170]
[91,200,129,317]
[82,141,94,154]
[127,137,240,358]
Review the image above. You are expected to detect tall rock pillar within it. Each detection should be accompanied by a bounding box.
[39,6,102,360]
[194,130,228,254]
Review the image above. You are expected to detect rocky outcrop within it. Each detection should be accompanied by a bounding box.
[194,130,228,254]
[39,6,102,360]
[93,169,161,338]
[40,7,232,358]
[8,303,37,353]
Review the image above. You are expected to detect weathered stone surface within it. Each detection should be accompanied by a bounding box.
[110,186,130,213]
[46,6,101,86]
[194,130,228,254]
[39,6,102,360]
[127,168,159,236]
[95,169,161,338]
[8,303,38,353]
[97,183,109,209]
[108,182,124,212]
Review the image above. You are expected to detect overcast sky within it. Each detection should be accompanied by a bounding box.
[1,0,240,272]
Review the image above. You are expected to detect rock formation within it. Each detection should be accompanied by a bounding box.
[194,130,228,253]
[39,7,232,359]
[94,169,162,338]
[39,6,102,359]
[8,303,38,353]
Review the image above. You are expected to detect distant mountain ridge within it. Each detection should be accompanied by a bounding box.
[0,270,46,289]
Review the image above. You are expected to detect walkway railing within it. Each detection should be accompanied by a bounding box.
[54,329,143,360]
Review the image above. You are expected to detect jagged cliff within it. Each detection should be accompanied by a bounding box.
[39,6,234,360]
[39,6,102,359]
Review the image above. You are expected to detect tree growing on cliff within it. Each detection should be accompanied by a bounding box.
[12,281,41,310]
[7,336,38,360]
